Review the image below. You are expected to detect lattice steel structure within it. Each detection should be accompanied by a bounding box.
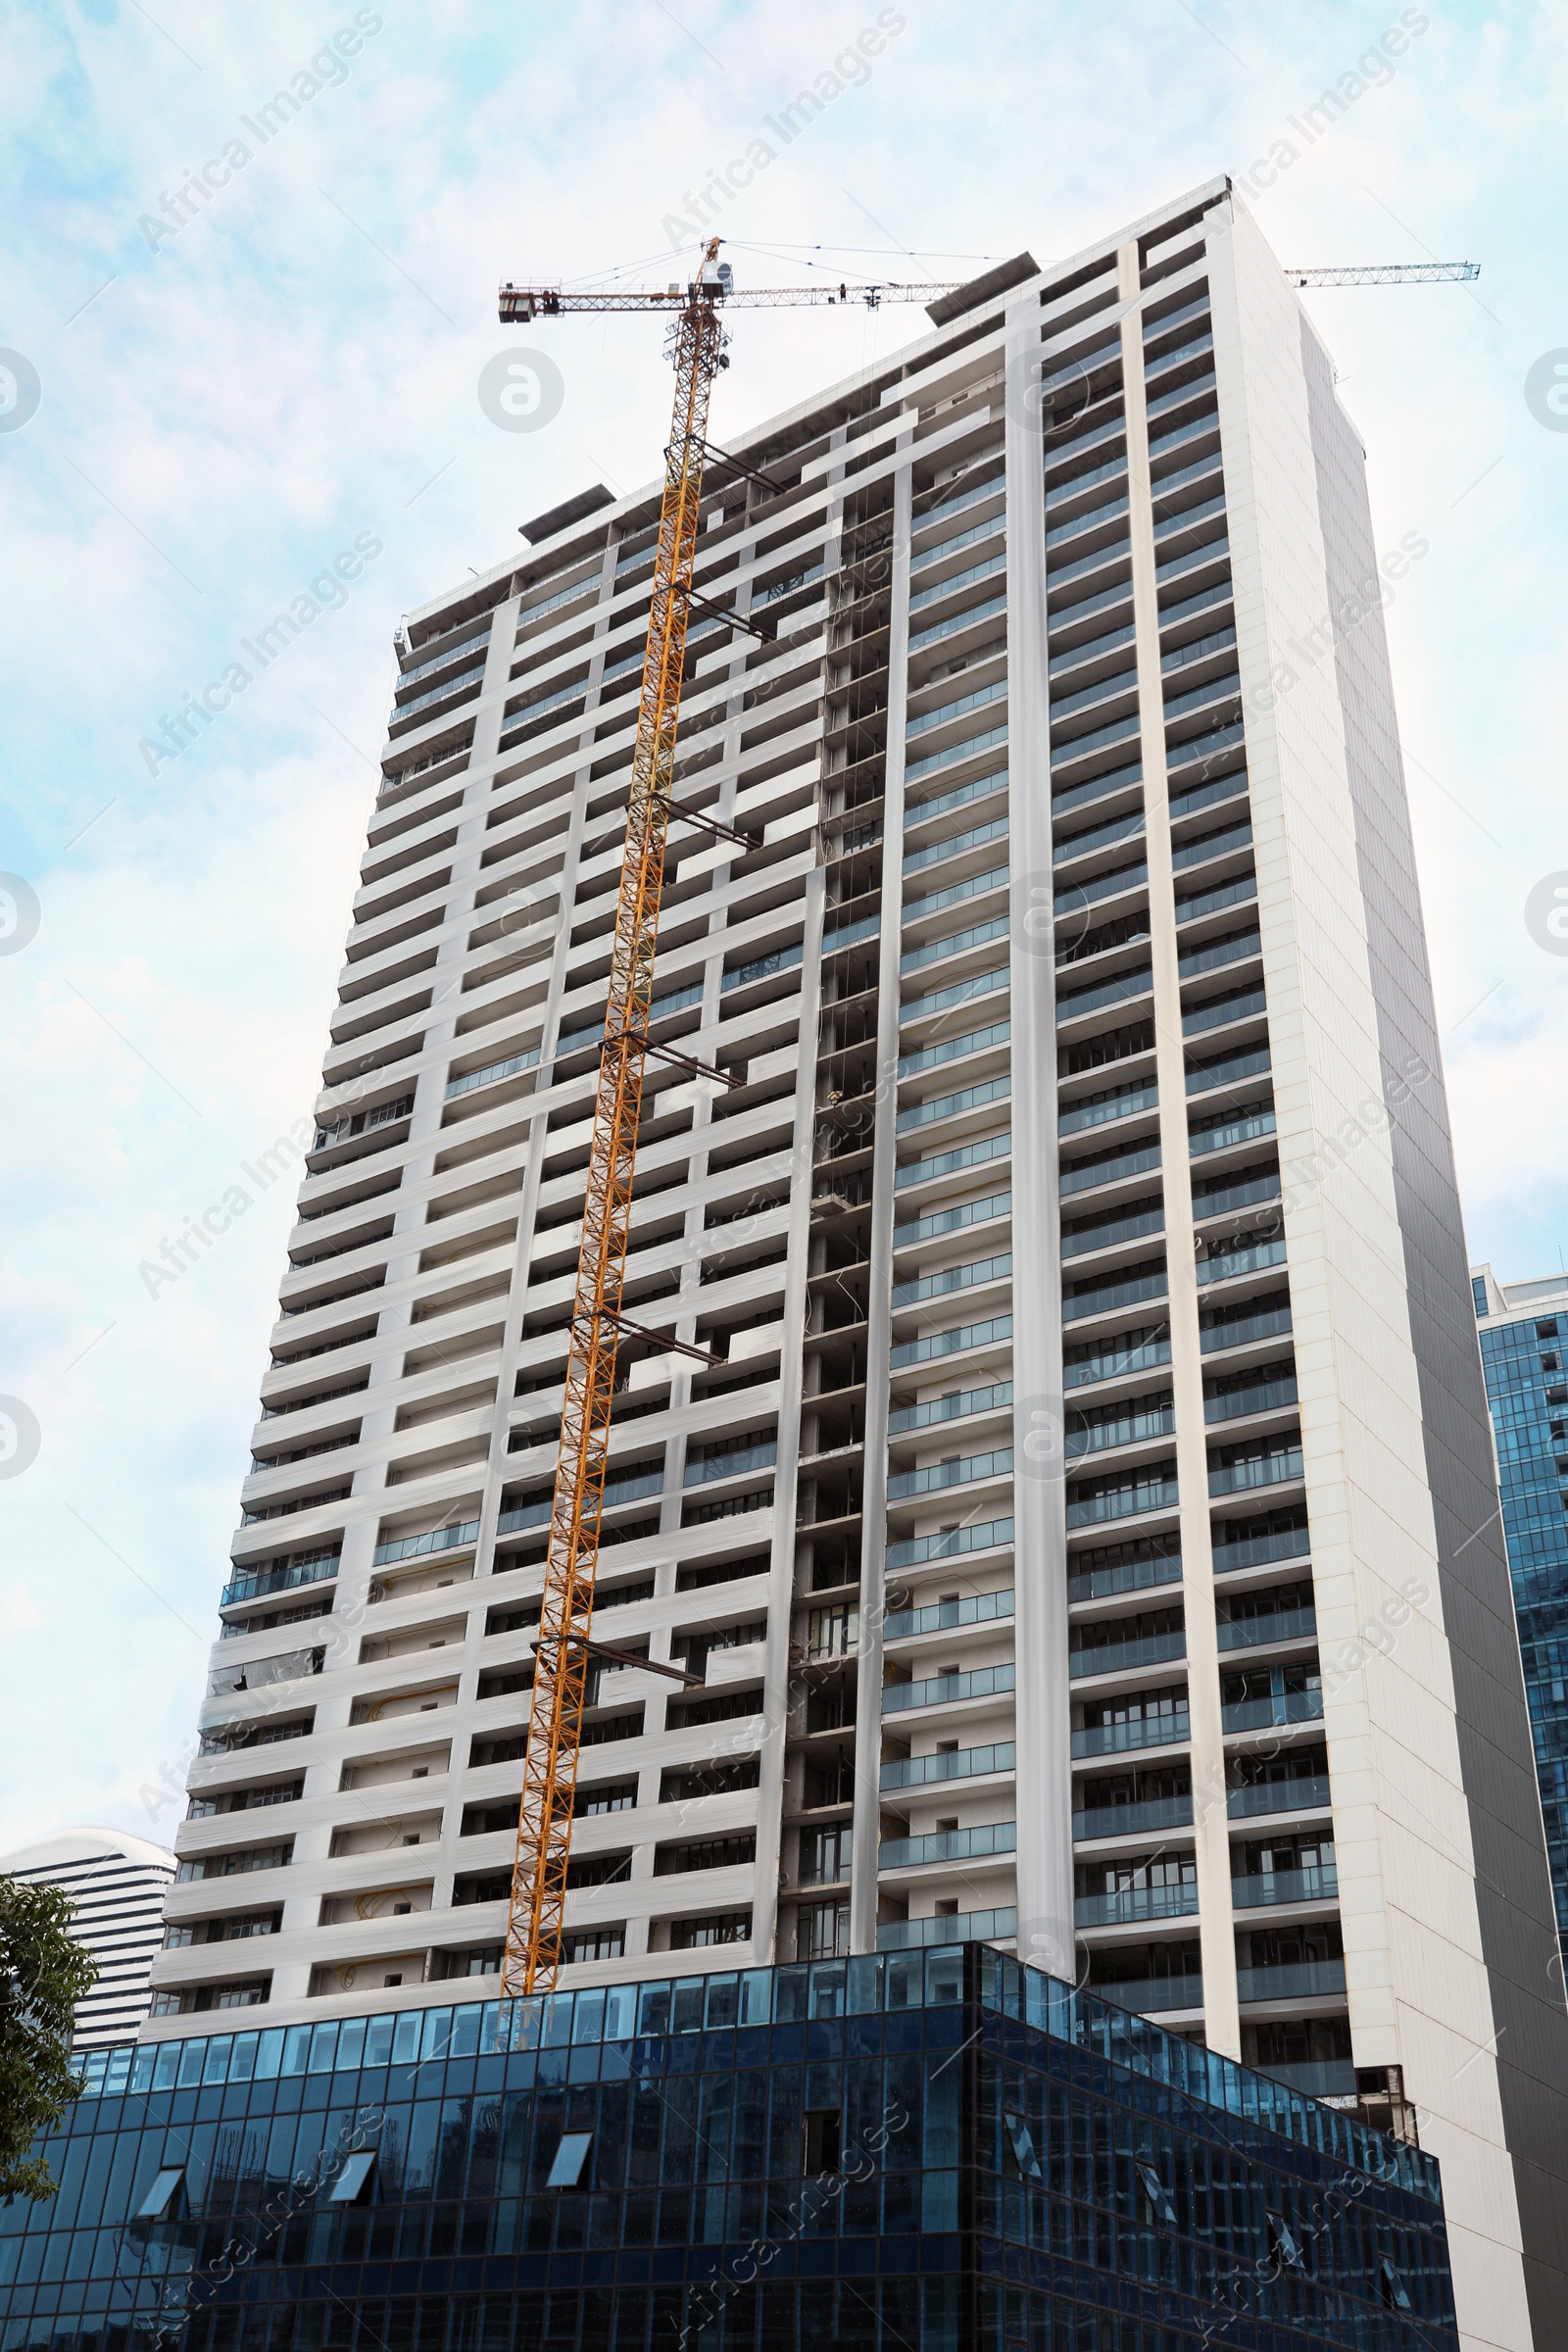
[501,245,728,1993]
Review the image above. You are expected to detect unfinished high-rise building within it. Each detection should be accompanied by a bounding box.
[135,179,1568,2350]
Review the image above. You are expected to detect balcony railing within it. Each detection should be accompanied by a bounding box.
[878,1821,1017,1870]
[1231,1865,1339,1909]
[886,1517,1013,1570]
[685,1443,776,1486]
[1221,1689,1323,1734]
[882,1663,1015,1714]
[887,1448,1013,1502]
[1227,1773,1331,1818]
[445,1046,540,1102]
[889,1312,1012,1371]
[1236,1959,1347,2003]
[1217,1604,1317,1652]
[1066,1471,1179,1530]
[1208,1446,1303,1496]
[1203,1374,1298,1426]
[1073,1793,1193,1841]
[880,1740,1015,1789]
[875,1906,1017,1951]
[884,1589,1014,1642]
[1090,1974,1203,2015]
[892,1253,1011,1310]
[888,1379,1011,1436]
[220,1554,340,1609]
[372,1518,479,1568]
[1069,1627,1187,1677]
[1211,1524,1308,1575]
[1074,1881,1198,1928]
[1072,1709,1190,1760]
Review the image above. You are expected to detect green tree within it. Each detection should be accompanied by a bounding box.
[0,1875,98,2202]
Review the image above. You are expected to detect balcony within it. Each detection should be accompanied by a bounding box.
[882,1663,1015,1714]
[1074,1881,1198,1928]
[373,1518,479,1568]
[877,1821,1017,1870]
[1073,1793,1193,1841]
[1221,1688,1323,1735]
[1091,1974,1203,2016]
[892,1254,1011,1311]
[887,1379,1011,1437]
[1175,871,1256,929]
[875,1906,1017,1951]
[1072,1709,1189,1760]
[883,1514,1020,1571]
[903,813,1008,876]
[1189,1103,1277,1161]
[685,1442,777,1486]
[884,1589,1014,1642]
[1054,965,1153,1028]
[1061,1264,1168,1327]
[1216,1604,1317,1653]
[880,1741,1015,1790]
[1065,1393,1175,1456]
[1060,1202,1164,1261]
[1067,1549,1181,1606]
[1069,1626,1187,1679]
[220,1552,339,1610]
[1065,1468,1179,1531]
[1203,1373,1298,1427]
[1236,1960,1347,2003]
[897,1022,1011,1088]
[1211,1522,1309,1576]
[1226,1773,1331,1819]
[1058,1079,1158,1141]
[1186,1043,1270,1098]
[887,1448,1013,1502]
[1231,1865,1339,1909]
[1196,1236,1288,1292]
[1208,1445,1303,1497]
[896,1074,1010,1137]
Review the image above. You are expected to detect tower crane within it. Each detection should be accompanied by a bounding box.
[496,241,959,1995]
[494,234,1477,1996]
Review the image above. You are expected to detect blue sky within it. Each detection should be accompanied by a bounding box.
[2,0,1566,1851]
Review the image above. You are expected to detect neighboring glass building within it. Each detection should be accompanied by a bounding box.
[0,1947,1456,2352]
[1471,1264,1568,1960]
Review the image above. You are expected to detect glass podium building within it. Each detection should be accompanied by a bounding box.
[0,1948,1456,2352]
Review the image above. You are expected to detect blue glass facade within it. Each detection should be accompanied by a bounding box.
[1475,1300,1568,1957]
[2,1949,1453,2352]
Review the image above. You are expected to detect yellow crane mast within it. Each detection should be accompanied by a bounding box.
[495,243,956,1994]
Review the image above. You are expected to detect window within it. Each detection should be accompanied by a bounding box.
[796,1898,850,1961]
[1004,2111,1042,2180]
[564,1928,624,1962]
[803,2110,842,2176]
[328,2152,377,2205]
[546,2131,593,2189]
[671,1910,752,1950]
[1136,2160,1177,2227]
[135,2168,184,2221]
[1379,2256,1412,2314]
[1266,2210,1303,2271]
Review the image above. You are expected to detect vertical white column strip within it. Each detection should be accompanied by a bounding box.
[1116,237,1240,2059]
[1006,292,1076,1980]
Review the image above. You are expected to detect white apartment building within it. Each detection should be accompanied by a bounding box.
[144,180,1568,2351]
[0,1827,175,2048]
